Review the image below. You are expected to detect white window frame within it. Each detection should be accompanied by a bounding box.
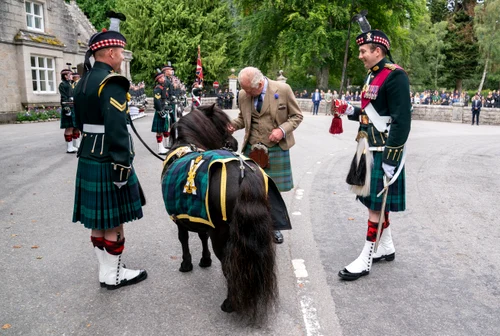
[30,55,56,94]
[25,1,45,32]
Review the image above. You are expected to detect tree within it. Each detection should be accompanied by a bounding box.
[113,0,238,85]
[404,15,448,90]
[474,0,500,92]
[441,0,480,92]
[75,0,116,30]
[235,0,426,90]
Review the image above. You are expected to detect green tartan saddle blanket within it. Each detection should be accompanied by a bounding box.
[161,146,292,230]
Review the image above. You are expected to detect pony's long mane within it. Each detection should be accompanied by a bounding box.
[174,104,232,150]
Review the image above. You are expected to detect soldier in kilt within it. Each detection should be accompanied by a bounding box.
[162,62,176,148]
[59,69,80,153]
[229,66,303,244]
[72,12,147,290]
[337,29,412,281]
[151,71,169,154]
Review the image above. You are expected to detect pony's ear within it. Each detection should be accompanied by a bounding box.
[196,104,215,117]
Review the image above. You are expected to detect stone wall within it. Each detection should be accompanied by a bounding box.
[294,99,500,125]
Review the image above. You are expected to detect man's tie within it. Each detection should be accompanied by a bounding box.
[256,94,263,113]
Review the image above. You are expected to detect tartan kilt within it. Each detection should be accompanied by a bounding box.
[151,111,169,133]
[72,158,144,230]
[60,110,75,129]
[244,143,293,192]
[357,151,406,212]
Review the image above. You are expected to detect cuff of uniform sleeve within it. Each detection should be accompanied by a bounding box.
[382,145,404,166]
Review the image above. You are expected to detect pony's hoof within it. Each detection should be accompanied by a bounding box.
[221,299,234,313]
[179,262,193,272]
[199,257,212,268]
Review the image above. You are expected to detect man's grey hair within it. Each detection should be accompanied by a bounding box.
[238,67,264,89]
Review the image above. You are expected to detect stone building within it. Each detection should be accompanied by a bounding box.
[0,0,132,123]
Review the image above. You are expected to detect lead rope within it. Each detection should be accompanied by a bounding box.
[129,116,165,161]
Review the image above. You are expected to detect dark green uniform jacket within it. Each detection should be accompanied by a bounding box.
[73,61,133,169]
[348,58,412,167]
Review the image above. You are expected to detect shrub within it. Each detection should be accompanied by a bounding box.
[16,107,61,122]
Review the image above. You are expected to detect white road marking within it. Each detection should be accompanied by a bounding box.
[295,189,304,200]
[292,259,323,336]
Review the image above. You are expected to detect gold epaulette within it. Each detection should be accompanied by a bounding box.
[384,64,397,71]
[98,73,130,97]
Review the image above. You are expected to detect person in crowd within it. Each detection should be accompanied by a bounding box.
[471,94,482,125]
[324,89,333,115]
[312,88,322,115]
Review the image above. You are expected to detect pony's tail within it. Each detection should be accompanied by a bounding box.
[224,167,277,323]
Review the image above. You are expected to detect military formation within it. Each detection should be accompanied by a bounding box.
[216,89,235,109]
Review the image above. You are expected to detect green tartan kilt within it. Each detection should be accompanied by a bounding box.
[151,111,169,133]
[244,143,293,192]
[72,158,143,230]
[357,151,406,212]
[60,109,76,129]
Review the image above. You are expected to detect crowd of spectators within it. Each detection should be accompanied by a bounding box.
[411,89,500,108]
[293,87,500,109]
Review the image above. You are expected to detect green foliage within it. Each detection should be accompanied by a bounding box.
[234,0,426,90]
[404,16,448,90]
[76,0,116,30]
[114,0,238,87]
[442,3,480,90]
[427,0,448,24]
[474,0,500,71]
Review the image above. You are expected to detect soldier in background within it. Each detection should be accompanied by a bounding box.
[59,68,79,153]
[228,89,235,109]
[72,11,147,289]
[152,71,169,154]
[216,89,224,108]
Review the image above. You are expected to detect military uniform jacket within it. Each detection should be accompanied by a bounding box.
[154,84,166,112]
[59,80,73,106]
[348,58,411,167]
[73,61,133,167]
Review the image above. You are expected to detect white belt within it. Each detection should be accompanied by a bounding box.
[364,103,392,132]
[83,124,132,133]
[369,146,385,152]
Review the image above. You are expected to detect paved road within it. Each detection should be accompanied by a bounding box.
[0,111,499,335]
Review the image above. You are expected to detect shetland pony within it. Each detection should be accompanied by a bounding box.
[161,104,279,322]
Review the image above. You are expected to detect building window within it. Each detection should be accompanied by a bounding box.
[31,56,56,93]
[26,1,44,32]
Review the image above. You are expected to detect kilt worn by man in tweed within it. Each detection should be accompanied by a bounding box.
[338,29,412,281]
[72,12,147,290]
[231,66,303,244]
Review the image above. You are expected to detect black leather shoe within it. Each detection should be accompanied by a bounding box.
[338,268,369,281]
[273,230,284,244]
[372,252,395,263]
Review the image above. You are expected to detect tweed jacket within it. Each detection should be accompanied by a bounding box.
[232,79,303,151]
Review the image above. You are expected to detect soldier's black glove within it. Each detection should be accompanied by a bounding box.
[111,163,131,189]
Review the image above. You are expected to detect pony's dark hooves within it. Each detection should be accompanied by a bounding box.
[179,262,193,272]
[199,257,212,268]
[220,299,234,313]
